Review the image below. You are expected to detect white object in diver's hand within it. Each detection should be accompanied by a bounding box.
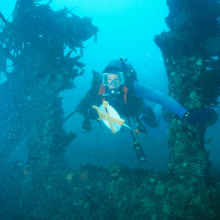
[92,101,126,133]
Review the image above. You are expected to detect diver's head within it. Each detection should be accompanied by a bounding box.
[102,59,125,90]
[102,58,137,90]
[102,71,124,89]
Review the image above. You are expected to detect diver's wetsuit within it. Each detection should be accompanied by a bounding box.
[91,81,188,129]
[133,82,187,119]
[78,78,188,126]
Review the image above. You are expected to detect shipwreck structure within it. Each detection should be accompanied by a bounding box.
[155,0,220,179]
[0,0,98,172]
[0,0,220,219]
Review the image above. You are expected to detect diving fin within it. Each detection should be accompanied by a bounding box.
[133,141,146,162]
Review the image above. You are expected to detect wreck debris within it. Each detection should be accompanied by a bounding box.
[0,0,98,171]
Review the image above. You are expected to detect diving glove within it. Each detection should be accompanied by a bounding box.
[82,119,92,131]
[88,107,99,120]
[183,108,217,126]
[139,114,158,128]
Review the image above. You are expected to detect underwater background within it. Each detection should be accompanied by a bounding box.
[2,0,220,171]
[1,0,220,219]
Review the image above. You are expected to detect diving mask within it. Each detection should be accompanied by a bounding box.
[102,72,125,87]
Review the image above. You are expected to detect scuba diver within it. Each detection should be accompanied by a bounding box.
[75,58,217,161]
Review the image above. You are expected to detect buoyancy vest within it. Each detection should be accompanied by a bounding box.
[97,83,143,117]
[98,83,128,103]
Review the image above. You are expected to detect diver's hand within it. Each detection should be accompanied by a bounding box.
[82,119,92,131]
[182,108,217,126]
[88,107,99,120]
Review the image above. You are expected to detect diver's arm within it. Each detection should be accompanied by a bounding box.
[76,91,100,131]
[134,82,217,126]
[133,82,187,118]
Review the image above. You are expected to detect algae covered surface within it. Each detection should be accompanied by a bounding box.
[0,0,220,219]
[1,163,220,219]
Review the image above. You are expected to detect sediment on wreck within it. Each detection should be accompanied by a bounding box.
[155,0,220,179]
[0,0,98,173]
[154,0,220,218]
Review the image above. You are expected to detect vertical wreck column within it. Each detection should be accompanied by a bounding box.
[0,0,98,175]
[155,0,220,179]
[165,55,208,178]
